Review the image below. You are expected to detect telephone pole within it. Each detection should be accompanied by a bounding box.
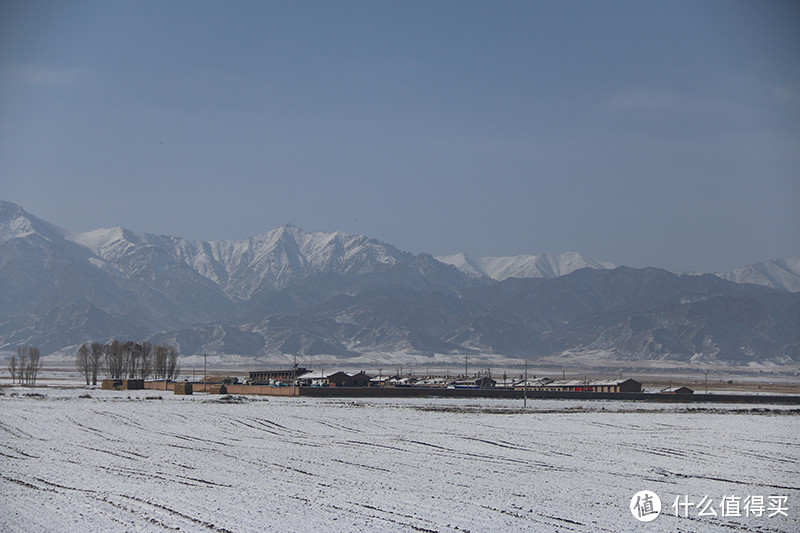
[523,360,528,409]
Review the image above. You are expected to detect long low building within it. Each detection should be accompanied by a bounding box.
[447,377,497,389]
[525,378,642,393]
[297,371,371,387]
[249,367,310,384]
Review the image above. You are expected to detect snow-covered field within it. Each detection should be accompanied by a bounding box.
[1,388,798,532]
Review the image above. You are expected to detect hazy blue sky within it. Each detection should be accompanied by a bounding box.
[1,0,798,272]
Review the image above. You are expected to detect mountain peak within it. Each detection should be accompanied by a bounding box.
[0,199,23,215]
[271,223,304,238]
[278,222,305,232]
[68,226,149,257]
[0,200,67,245]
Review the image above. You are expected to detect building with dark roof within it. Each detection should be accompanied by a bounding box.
[249,367,310,385]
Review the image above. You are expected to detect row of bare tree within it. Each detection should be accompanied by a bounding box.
[7,345,43,385]
[76,340,180,385]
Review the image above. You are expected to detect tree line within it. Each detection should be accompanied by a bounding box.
[76,340,180,385]
[7,345,43,386]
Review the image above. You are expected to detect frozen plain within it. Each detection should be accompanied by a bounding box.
[1,389,798,532]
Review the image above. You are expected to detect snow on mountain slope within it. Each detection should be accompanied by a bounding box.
[720,258,800,293]
[0,202,154,347]
[209,224,412,295]
[70,223,412,299]
[436,251,615,280]
[68,227,152,275]
[0,200,68,244]
[438,249,800,293]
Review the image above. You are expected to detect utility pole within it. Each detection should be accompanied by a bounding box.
[523,360,528,409]
[464,355,468,378]
[203,353,207,393]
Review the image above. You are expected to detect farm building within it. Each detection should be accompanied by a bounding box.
[529,378,642,393]
[495,376,526,389]
[297,371,339,387]
[298,371,371,387]
[249,367,310,385]
[101,379,144,391]
[369,375,394,387]
[661,386,694,394]
[347,371,371,387]
[513,378,553,390]
[415,377,451,388]
[447,377,497,389]
[390,376,418,387]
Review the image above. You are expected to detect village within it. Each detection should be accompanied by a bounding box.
[246,367,649,393]
[98,366,709,398]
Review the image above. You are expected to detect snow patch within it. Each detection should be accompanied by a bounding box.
[436,252,615,280]
[720,258,800,292]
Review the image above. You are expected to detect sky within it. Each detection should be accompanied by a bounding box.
[1,0,798,273]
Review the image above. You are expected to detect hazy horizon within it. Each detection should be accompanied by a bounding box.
[2,1,798,273]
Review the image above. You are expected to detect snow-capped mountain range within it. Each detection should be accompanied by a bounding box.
[2,200,799,366]
[720,258,800,293]
[437,252,800,293]
[435,252,617,281]
[70,223,413,299]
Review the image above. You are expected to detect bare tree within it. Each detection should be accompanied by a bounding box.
[7,353,17,384]
[104,340,124,379]
[17,346,28,385]
[27,347,42,386]
[90,342,103,385]
[122,341,141,379]
[140,341,152,380]
[76,343,90,385]
[132,342,143,378]
[121,341,131,378]
[153,343,167,380]
[16,345,42,386]
[151,343,179,380]
[166,345,180,381]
